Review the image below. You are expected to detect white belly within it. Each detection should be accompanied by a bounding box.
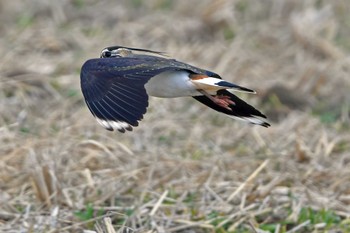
[145,70,198,98]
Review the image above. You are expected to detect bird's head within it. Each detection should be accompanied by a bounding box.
[100,46,166,58]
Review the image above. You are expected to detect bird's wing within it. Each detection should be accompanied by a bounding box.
[81,58,170,132]
[193,90,270,127]
[80,56,204,132]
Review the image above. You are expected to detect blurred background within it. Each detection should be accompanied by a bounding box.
[0,0,349,232]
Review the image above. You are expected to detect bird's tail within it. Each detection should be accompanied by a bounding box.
[191,76,256,94]
[192,89,270,127]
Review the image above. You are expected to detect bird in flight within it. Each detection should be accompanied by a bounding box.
[80,46,270,132]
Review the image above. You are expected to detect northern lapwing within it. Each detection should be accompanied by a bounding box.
[80,46,270,132]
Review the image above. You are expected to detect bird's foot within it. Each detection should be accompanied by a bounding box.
[212,95,235,110]
[198,90,235,110]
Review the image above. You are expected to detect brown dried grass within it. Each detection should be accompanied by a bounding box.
[0,0,349,232]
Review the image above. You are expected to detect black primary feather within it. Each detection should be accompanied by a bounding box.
[193,90,270,127]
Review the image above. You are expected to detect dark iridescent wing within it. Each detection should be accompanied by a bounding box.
[80,56,192,132]
[127,54,221,78]
[193,90,270,127]
[80,54,224,132]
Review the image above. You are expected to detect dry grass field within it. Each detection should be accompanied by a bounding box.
[1,0,350,232]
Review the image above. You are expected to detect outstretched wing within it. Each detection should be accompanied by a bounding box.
[193,90,270,127]
[80,57,177,132]
[80,55,223,132]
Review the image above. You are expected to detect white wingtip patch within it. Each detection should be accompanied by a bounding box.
[228,115,270,127]
[95,118,133,132]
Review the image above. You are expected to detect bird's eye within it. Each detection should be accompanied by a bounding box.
[102,51,112,58]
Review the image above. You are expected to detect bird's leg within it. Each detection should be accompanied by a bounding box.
[198,90,235,110]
